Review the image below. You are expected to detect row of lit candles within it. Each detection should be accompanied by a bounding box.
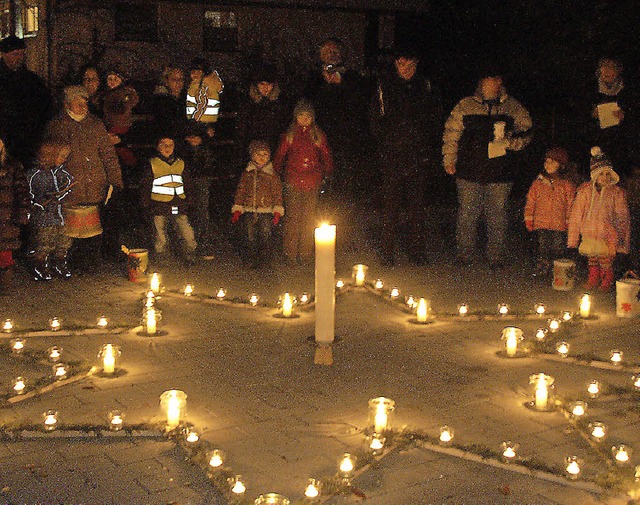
[2,315,111,334]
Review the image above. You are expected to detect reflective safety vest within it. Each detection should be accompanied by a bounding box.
[186,71,224,123]
[150,157,186,202]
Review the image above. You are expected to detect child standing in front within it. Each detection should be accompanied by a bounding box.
[568,147,630,291]
[141,135,198,265]
[273,100,332,265]
[231,141,284,269]
[27,141,75,281]
[524,147,576,278]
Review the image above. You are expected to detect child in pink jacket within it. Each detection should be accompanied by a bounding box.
[524,147,576,278]
[568,147,630,291]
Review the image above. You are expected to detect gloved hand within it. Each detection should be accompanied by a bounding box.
[525,220,534,232]
[231,211,242,224]
[272,212,281,226]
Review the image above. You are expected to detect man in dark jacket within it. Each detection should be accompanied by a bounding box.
[443,67,532,269]
[0,35,53,164]
[370,47,443,266]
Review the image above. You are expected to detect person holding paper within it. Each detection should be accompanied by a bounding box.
[443,65,532,270]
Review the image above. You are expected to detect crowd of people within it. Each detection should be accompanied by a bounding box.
[0,32,639,293]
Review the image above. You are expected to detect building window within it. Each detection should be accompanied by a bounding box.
[21,2,37,37]
[114,3,157,42]
[0,0,12,39]
[203,10,237,52]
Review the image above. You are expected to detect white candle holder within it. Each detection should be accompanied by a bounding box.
[562,311,573,322]
[43,409,58,431]
[299,292,310,304]
[368,397,395,434]
[548,318,561,333]
[535,303,546,316]
[208,449,225,469]
[410,298,433,324]
[352,264,368,287]
[108,410,124,431]
[612,445,632,465]
[374,279,384,290]
[610,350,623,365]
[98,343,121,375]
[10,338,25,354]
[500,327,524,358]
[579,294,591,318]
[528,373,555,411]
[335,279,345,289]
[249,293,260,306]
[145,290,155,308]
[587,380,601,399]
[389,287,400,299]
[304,478,321,499]
[570,401,587,419]
[216,288,227,300]
[535,328,548,341]
[632,375,640,392]
[254,493,290,505]
[183,284,194,297]
[52,363,67,380]
[565,456,581,479]
[149,272,161,295]
[48,346,61,362]
[97,315,109,328]
[13,377,26,395]
[405,295,417,309]
[498,303,509,316]
[439,426,454,446]
[160,389,187,430]
[2,318,14,333]
[368,434,386,456]
[501,441,518,463]
[338,453,356,482]
[555,341,570,357]
[228,475,246,495]
[458,304,469,316]
[184,427,200,443]
[49,317,61,331]
[275,293,299,318]
[589,421,606,442]
[143,307,159,336]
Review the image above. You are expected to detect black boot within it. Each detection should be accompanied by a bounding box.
[33,260,53,281]
[51,255,72,279]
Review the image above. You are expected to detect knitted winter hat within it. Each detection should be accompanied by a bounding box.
[293,99,315,120]
[590,146,619,183]
[248,140,270,157]
[545,147,569,168]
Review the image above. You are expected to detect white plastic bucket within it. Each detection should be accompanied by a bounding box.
[553,259,576,291]
[616,278,640,318]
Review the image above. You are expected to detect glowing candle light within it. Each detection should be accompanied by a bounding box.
[353,264,366,287]
[590,421,606,441]
[571,401,587,418]
[587,380,600,398]
[535,328,547,341]
[548,318,560,333]
[2,318,14,333]
[501,441,517,462]
[633,375,640,391]
[281,293,293,317]
[579,294,591,318]
[458,304,468,316]
[304,478,320,498]
[406,295,416,309]
[229,475,246,494]
[108,410,124,431]
[562,311,572,322]
[145,290,155,308]
[216,288,226,300]
[160,389,186,430]
[13,377,25,394]
[249,294,259,306]
[315,223,336,345]
[100,343,119,375]
[97,315,108,328]
[498,303,509,315]
[369,434,385,456]
[254,493,290,504]
[208,449,224,468]
[43,410,58,430]
[502,327,523,357]
[439,426,453,445]
[556,341,570,357]
[48,346,61,362]
[11,338,25,354]
[49,317,61,331]
[149,272,160,294]
[530,373,553,410]
[416,298,429,323]
[374,279,384,290]
[299,293,309,304]
[53,363,67,379]
[389,287,400,299]
[565,456,581,479]
[610,350,623,365]
[335,279,344,289]
[535,303,546,315]
[339,453,355,477]
[183,284,193,297]
[613,445,631,465]
[369,397,394,433]
[145,307,157,336]
[185,428,199,443]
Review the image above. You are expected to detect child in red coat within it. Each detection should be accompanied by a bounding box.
[273,100,332,265]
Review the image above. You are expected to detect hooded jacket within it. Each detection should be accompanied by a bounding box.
[567,165,630,254]
[231,161,284,215]
[443,86,532,183]
[524,174,576,231]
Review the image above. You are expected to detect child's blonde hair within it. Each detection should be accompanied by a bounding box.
[285,99,325,145]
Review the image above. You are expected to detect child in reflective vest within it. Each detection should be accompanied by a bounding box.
[141,135,198,265]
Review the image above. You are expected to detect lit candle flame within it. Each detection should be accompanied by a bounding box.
[102,344,116,374]
[209,450,224,468]
[13,377,25,394]
[97,315,108,328]
[304,479,320,498]
[579,294,591,318]
[458,304,468,316]
[249,294,259,306]
[416,298,428,323]
[230,477,246,494]
[150,272,160,294]
[354,264,365,286]
[374,279,384,290]
[50,317,61,331]
[498,304,509,315]
[216,288,226,300]
[184,284,193,296]
[339,454,354,473]
[282,293,293,317]
[390,287,400,299]
[3,319,14,332]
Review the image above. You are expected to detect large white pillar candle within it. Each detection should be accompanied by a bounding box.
[315,224,336,344]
